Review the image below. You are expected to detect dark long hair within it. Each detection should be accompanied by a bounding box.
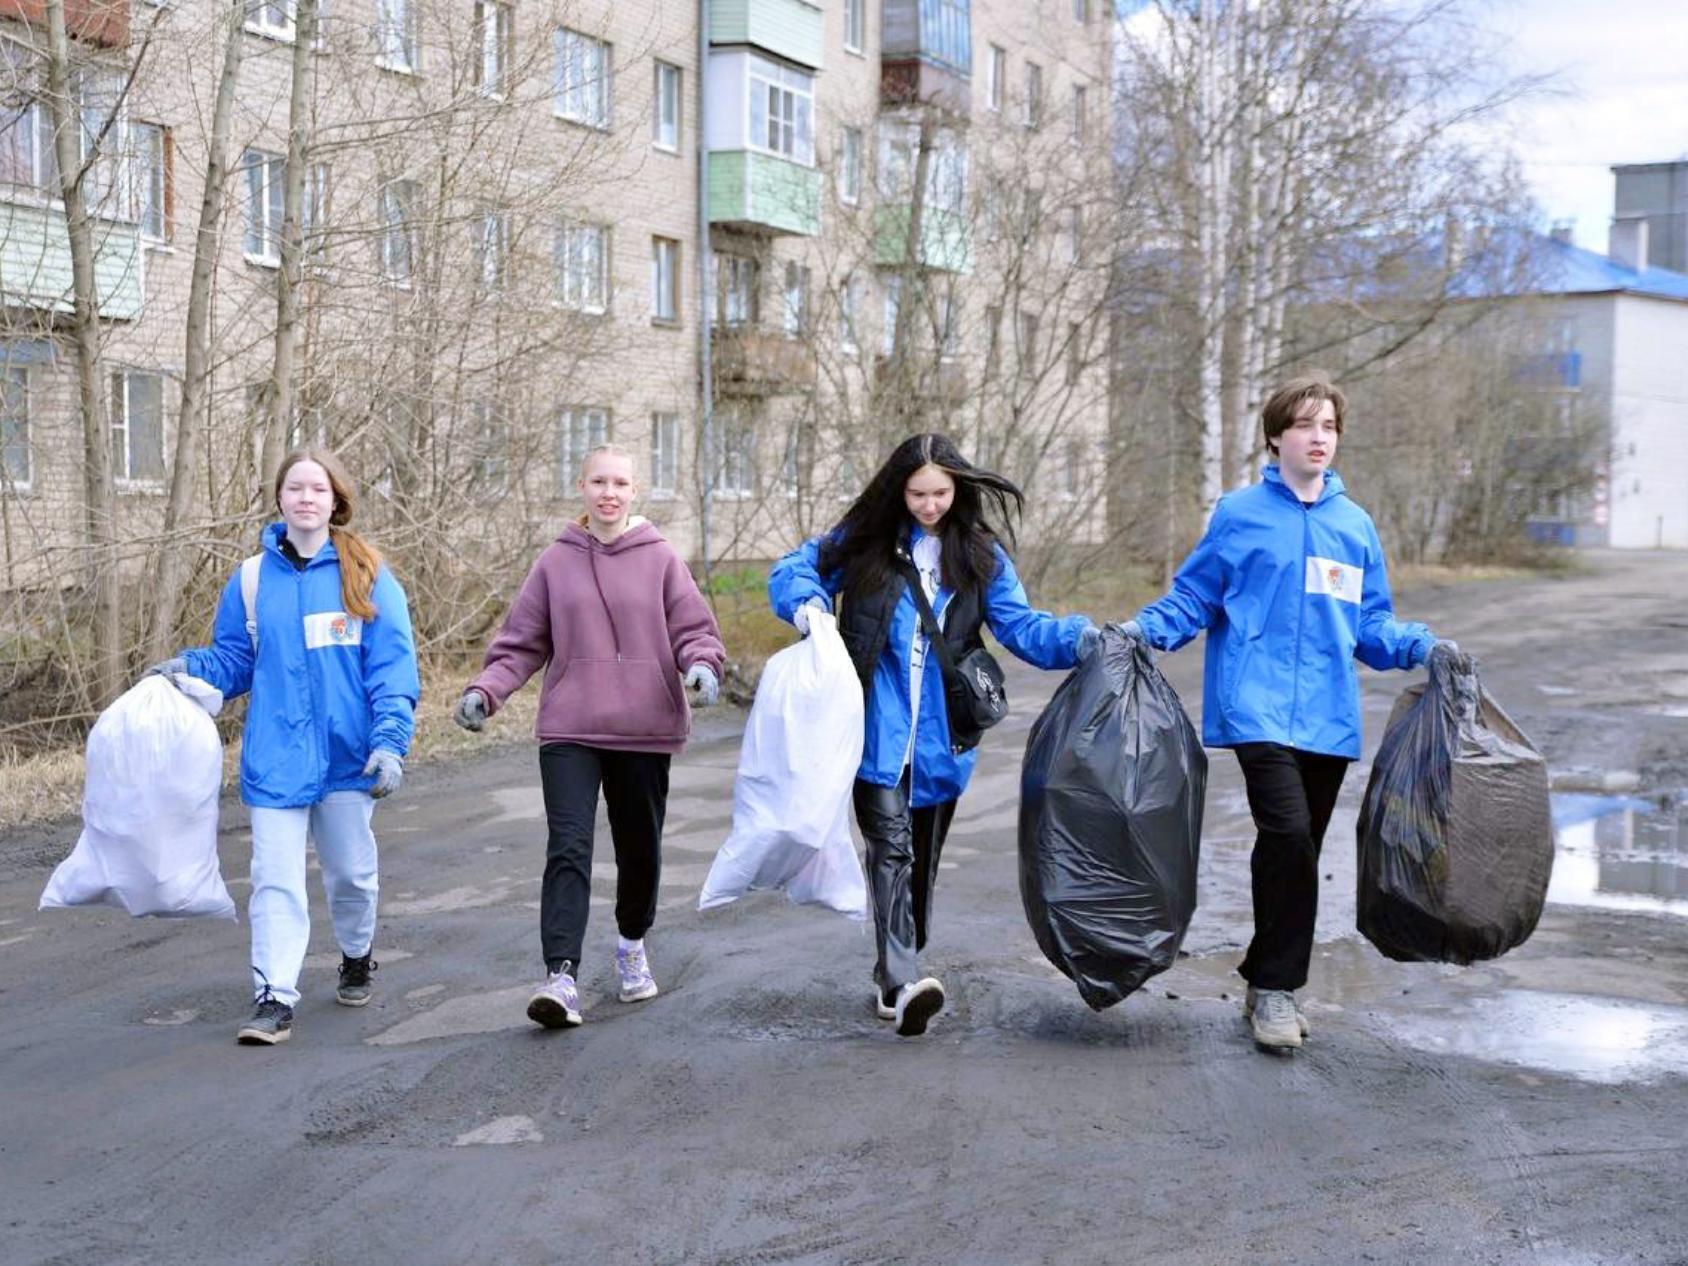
[819,433,1025,603]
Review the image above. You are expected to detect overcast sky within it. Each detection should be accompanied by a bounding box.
[1495,0,1688,253]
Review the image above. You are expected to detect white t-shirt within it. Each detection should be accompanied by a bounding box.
[903,533,944,773]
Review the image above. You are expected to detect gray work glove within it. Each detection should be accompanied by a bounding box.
[1118,619,1145,643]
[1076,622,1102,661]
[143,656,187,683]
[684,664,720,707]
[454,689,488,732]
[791,597,828,637]
[363,749,404,799]
[1427,639,1461,671]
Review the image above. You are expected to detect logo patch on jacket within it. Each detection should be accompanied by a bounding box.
[304,611,363,649]
[1304,556,1361,605]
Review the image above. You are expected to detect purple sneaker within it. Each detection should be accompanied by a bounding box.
[615,942,659,1003]
[527,965,582,1029]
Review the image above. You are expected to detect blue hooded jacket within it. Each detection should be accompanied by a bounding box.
[1134,467,1432,760]
[769,525,1087,808]
[183,523,421,808]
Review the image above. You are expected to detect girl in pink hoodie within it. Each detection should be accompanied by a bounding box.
[454,445,725,1028]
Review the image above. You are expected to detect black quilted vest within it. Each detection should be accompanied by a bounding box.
[835,540,986,695]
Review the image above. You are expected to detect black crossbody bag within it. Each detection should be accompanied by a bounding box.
[898,564,1008,754]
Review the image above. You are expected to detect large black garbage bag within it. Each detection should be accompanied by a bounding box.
[1019,627,1207,1010]
[1356,651,1554,964]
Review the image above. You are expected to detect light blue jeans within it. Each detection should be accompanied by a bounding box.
[248,791,378,1007]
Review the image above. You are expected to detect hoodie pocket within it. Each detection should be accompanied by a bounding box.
[549,658,682,739]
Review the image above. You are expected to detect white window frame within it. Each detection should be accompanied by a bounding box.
[244,0,296,42]
[110,367,168,491]
[378,179,418,285]
[780,424,811,497]
[747,55,814,166]
[1,366,30,493]
[1067,204,1082,264]
[650,410,680,498]
[132,121,167,244]
[241,148,285,267]
[303,161,331,264]
[710,414,755,498]
[468,401,510,499]
[986,44,1005,113]
[652,235,680,324]
[474,0,512,98]
[76,65,128,223]
[844,0,865,54]
[882,274,901,356]
[1024,62,1043,130]
[474,206,510,294]
[838,126,861,206]
[559,406,610,490]
[376,0,421,74]
[782,260,810,339]
[1072,0,1089,23]
[840,273,860,355]
[717,253,757,328]
[653,60,680,152]
[554,28,611,128]
[556,220,609,314]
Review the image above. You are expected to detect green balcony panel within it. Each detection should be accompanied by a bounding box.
[873,204,973,274]
[709,150,821,237]
[710,0,824,70]
[0,201,144,322]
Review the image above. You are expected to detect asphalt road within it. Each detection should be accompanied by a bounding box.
[2,550,1686,1265]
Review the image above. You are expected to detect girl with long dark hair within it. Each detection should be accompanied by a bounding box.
[769,433,1098,1036]
[148,449,420,1045]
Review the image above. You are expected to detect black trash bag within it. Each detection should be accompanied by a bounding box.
[1018,626,1207,1010]
[1356,651,1554,964]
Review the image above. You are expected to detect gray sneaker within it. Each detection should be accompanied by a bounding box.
[614,942,659,1003]
[527,964,583,1029]
[237,996,294,1046]
[1245,985,1309,1037]
[336,953,377,1007]
[1248,988,1304,1050]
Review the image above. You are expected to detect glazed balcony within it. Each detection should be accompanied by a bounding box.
[713,325,817,396]
[0,200,144,321]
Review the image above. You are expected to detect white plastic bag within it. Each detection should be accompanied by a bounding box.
[700,611,868,919]
[39,673,236,920]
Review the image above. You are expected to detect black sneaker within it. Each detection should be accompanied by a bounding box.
[336,953,378,1007]
[237,997,294,1045]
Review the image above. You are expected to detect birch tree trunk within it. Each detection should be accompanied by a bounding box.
[1193,0,1233,512]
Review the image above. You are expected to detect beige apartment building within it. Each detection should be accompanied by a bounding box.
[1,0,1113,597]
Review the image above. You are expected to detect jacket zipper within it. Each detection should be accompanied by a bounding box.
[586,541,624,660]
[297,557,326,798]
[1286,495,1311,749]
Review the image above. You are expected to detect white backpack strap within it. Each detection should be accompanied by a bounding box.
[240,554,263,651]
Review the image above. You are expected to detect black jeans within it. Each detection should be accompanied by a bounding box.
[537,743,671,973]
[852,776,957,999]
[1233,743,1350,992]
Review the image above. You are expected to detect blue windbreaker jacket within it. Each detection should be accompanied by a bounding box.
[1134,467,1433,760]
[769,525,1087,807]
[183,523,421,808]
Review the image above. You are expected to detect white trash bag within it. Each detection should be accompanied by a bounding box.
[700,611,868,919]
[39,673,236,920]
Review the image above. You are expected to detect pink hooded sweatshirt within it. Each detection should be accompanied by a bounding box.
[468,521,726,753]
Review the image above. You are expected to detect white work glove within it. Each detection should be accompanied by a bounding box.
[363,749,404,799]
[792,597,828,637]
[454,689,488,732]
[684,663,720,707]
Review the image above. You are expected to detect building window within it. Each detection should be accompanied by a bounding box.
[1019,187,1042,245]
[378,180,418,284]
[838,126,861,205]
[110,368,166,488]
[749,55,814,165]
[650,411,680,496]
[1066,321,1083,385]
[245,0,296,41]
[717,254,758,328]
[780,425,813,495]
[1072,0,1089,22]
[76,66,126,220]
[1017,310,1039,374]
[710,414,755,497]
[132,122,169,243]
[556,220,609,313]
[474,0,512,98]
[920,0,971,73]
[844,0,865,53]
[241,148,284,266]
[559,406,610,488]
[840,273,861,354]
[1067,204,1082,264]
[652,236,680,323]
[782,261,811,338]
[1024,63,1043,129]
[1,367,28,491]
[474,206,509,293]
[304,161,331,262]
[928,134,968,214]
[376,0,420,73]
[653,61,680,151]
[555,28,611,128]
[986,44,1005,113]
[468,402,509,499]
[882,275,901,356]
[1071,84,1087,142]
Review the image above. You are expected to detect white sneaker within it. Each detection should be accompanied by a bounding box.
[615,941,659,1003]
[874,988,896,1021]
[1248,988,1303,1050]
[527,966,583,1029]
[1245,986,1310,1037]
[893,978,945,1037]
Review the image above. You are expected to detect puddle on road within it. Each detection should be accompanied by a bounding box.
[1549,793,1688,918]
[1375,990,1688,1085]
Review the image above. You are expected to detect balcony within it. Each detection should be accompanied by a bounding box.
[709,0,824,70]
[874,354,969,406]
[713,326,816,397]
[874,204,972,274]
[881,0,972,114]
[0,0,129,47]
[0,200,145,322]
[708,151,821,237]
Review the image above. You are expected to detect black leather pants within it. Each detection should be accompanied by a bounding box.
[852,776,958,998]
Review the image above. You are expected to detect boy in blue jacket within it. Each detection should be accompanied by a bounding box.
[1125,375,1455,1051]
